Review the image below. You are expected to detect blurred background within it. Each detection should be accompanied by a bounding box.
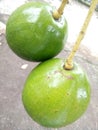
[0,0,98,130]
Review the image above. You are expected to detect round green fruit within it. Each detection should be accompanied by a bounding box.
[22,58,91,128]
[6,2,68,61]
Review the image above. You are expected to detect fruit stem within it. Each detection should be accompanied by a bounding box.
[64,0,98,70]
[52,0,69,20]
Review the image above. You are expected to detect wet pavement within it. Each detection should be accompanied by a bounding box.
[0,0,98,130]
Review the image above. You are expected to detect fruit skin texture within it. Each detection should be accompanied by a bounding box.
[22,58,91,128]
[6,2,68,61]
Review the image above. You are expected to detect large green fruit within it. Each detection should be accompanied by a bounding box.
[6,2,68,61]
[22,58,91,128]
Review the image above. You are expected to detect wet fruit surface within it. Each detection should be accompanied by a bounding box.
[22,58,91,128]
[6,2,68,61]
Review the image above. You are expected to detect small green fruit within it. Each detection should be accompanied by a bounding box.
[6,2,68,61]
[22,58,91,128]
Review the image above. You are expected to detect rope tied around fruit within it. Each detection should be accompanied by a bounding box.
[52,0,69,20]
[64,0,98,70]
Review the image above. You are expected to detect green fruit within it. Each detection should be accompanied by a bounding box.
[6,2,68,61]
[22,58,90,128]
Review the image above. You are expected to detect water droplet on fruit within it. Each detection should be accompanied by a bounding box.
[77,88,87,99]
[56,31,60,36]
[47,25,55,32]
[23,8,41,23]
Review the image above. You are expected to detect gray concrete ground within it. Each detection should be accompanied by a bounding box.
[0,0,98,130]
